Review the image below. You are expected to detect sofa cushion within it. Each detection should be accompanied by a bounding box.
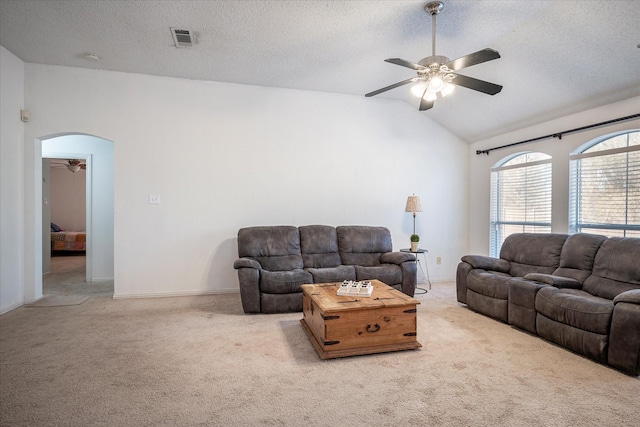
[551,233,607,283]
[337,226,392,267]
[259,269,312,294]
[467,269,512,300]
[594,238,640,285]
[299,225,342,268]
[535,287,613,335]
[558,232,607,270]
[306,265,356,283]
[582,237,640,300]
[500,233,567,277]
[354,265,402,285]
[238,226,303,271]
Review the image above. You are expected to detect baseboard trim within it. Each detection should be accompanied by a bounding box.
[0,300,26,315]
[90,277,114,283]
[113,288,239,300]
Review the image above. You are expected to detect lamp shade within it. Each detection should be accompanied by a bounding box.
[405,195,422,213]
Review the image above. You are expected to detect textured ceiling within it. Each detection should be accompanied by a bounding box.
[1,0,639,142]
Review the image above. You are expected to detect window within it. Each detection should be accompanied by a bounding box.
[569,131,640,237]
[490,152,552,256]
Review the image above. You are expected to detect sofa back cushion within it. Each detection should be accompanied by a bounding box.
[237,226,303,271]
[500,233,567,277]
[299,225,342,268]
[552,233,607,283]
[582,237,640,299]
[337,226,392,267]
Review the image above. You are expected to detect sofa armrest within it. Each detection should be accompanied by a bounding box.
[381,252,415,265]
[398,260,417,297]
[613,289,640,305]
[233,258,262,270]
[524,273,581,289]
[461,255,510,273]
[234,257,262,313]
[456,262,472,304]
[609,291,640,375]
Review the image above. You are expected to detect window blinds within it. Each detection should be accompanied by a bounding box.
[570,144,640,237]
[490,158,552,256]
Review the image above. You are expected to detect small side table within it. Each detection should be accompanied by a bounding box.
[400,248,432,295]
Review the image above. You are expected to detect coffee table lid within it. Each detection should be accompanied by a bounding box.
[301,279,419,312]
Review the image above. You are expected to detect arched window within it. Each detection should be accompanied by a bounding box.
[569,130,640,237]
[490,152,552,256]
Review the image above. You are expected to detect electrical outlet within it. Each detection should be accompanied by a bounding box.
[436,256,442,265]
[149,194,161,204]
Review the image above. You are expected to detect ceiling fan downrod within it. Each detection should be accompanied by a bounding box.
[426,1,444,58]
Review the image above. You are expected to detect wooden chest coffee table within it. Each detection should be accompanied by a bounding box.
[300,280,421,359]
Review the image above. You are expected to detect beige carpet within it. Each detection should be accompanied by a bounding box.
[43,254,114,298]
[1,281,638,427]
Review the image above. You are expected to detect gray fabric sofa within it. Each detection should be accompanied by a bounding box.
[234,225,417,314]
[456,233,640,376]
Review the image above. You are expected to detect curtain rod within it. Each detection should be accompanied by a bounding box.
[475,113,640,155]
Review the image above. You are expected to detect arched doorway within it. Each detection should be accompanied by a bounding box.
[33,133,114,299]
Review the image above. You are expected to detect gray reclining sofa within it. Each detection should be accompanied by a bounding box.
[234,225,417,314]
[457,233,640,376]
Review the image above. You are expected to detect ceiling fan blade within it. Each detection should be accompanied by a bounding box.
[365,77,418,97]
[418,84,435,111]
[445,48,501,71]
[384,58,425,71]
[419,96,435,111]
[451,73,503,95]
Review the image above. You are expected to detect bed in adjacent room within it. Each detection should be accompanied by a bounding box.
[51,223,86,252]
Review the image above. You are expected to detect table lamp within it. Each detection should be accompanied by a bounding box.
[405,194,422,236]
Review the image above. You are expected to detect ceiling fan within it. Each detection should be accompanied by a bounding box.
[50,159,86,172]
[365,1,503,111]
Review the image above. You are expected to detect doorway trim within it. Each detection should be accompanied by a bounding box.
[32,132,113,302]
[42,152,93,282]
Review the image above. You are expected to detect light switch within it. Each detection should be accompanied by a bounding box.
[149,194,161,204]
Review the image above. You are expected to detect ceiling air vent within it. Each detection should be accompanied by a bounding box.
[171,28,195,48]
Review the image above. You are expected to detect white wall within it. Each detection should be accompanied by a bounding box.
[467,97,640,255]
[49,166,86,231]
[0,47,25,313]
[18,63,468,303]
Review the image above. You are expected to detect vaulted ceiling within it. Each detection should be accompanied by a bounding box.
[1,0,639,142]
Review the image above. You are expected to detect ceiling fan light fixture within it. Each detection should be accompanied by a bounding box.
[411,80,428,97]
[423,90,437,101]
[428,75,444,92]
[66,164,81,173]
[441,82,455,97]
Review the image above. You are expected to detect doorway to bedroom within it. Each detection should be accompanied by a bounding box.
[41,134,114,299]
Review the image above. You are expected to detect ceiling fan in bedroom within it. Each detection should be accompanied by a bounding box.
[365,1,503,111]
[50,159,87,173]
